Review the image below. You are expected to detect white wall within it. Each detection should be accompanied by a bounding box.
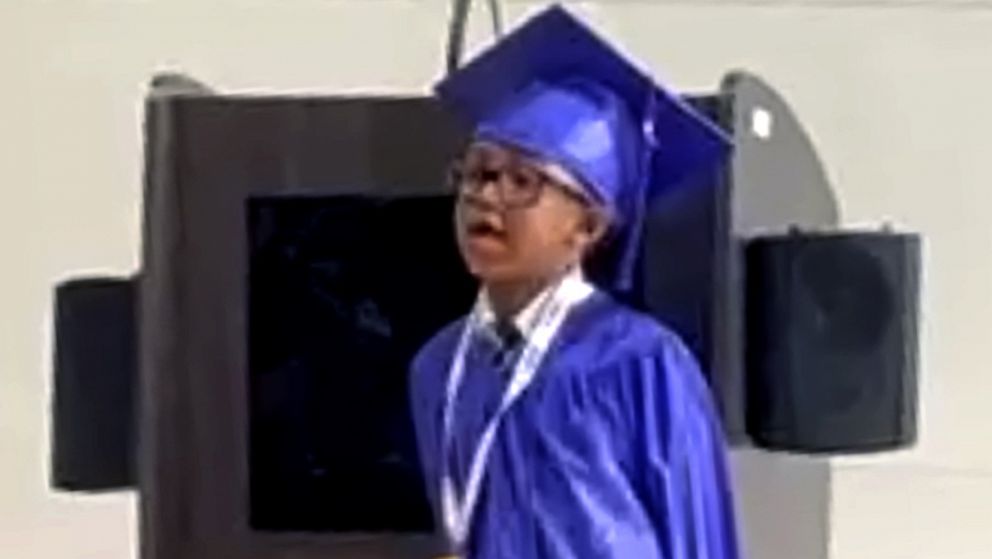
[2,1,990,558]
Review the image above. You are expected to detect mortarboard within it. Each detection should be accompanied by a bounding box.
[435,4,732,292]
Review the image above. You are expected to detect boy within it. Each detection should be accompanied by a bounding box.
[410,6,741,559]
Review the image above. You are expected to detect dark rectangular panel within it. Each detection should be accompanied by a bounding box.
[247,195,475,532]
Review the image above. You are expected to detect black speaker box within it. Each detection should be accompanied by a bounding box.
[745,230,921,453]
[51,276,138,490]
[140,93,468,559]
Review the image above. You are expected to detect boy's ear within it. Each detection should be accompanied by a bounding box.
[584,207,610,243]
[575,206,610,252]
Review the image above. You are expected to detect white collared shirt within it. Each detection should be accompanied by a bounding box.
[476,266,587,349]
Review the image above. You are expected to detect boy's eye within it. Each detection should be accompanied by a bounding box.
[478,169,501,184]
[508,170,536,190]
[461,166,498,184]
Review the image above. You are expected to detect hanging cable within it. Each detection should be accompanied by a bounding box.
[487,0,505,38]
[445,0,505,76]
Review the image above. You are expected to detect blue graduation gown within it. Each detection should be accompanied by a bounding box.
[410,291,741,559]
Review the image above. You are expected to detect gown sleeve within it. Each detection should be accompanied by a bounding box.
[408,321,464,555]
[409,348,439,516]
[628,332,743,559]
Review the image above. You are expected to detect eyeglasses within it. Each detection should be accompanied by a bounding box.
[448,158,590,210]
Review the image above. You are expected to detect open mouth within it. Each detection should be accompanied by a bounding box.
[466,216,507,239]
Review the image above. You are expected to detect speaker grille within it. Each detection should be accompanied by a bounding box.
[746,231,920,454]
[797,239,895,352]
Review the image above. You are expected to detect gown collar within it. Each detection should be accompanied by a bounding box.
[477,266,587,347]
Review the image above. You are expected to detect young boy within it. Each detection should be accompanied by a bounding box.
[410,6,741,559]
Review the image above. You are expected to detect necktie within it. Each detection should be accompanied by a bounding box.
[491,320,523,370]
[494,320,523,350]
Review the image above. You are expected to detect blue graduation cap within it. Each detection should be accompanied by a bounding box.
[435,4,732,292]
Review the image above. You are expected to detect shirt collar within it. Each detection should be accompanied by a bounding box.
[477,266,586,344]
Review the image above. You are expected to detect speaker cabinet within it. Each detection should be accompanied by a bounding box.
[745,230,921,453]
[51,276,138,490]
[140,92,468,559]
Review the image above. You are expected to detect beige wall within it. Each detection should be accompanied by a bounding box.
[2,1,990,558]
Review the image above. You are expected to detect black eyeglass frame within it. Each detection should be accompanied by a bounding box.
[447,156,595,210]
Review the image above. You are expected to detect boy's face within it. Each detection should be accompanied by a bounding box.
[453,141,604,286]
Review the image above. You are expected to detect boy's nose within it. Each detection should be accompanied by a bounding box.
[460,184,503,211]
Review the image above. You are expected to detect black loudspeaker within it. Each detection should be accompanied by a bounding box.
[745,230,921,453]
[51,276,138,490]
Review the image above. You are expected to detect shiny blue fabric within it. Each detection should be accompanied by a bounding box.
[474,79,639,217]
[434,5,732,293]
[434,5,731,197]
[410,292,741,559]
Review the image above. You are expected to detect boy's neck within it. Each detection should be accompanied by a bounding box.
[484,266,574,323]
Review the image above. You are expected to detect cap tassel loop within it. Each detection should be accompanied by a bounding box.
[614,90,659,294]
